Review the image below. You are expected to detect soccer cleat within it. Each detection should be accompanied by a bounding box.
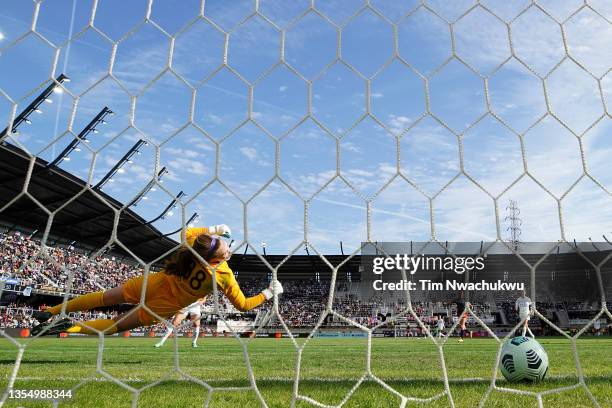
[192,343,198,348]
[32,310,53,323]
[457,338,464,343]
[31,318,73,336]
[154,342,164,348]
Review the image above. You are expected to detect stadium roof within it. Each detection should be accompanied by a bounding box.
[0,143,178,263]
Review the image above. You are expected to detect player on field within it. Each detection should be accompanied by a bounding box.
[155,298,205,348]
[453,295,471,343]
[31,225,283,336]
[434,316,445,338]
[515,289,534,338]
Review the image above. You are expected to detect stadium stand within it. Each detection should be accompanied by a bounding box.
[1,228,611,336]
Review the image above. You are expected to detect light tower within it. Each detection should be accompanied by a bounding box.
[505,200,522,252]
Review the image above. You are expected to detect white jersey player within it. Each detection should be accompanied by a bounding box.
[515,290,534,338]
[155,298,205,348]
[435,316,445,338]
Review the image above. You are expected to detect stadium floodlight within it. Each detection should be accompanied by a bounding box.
[0,74,70,142]
[262,242,267,256]
[128,166,169,207]
[48,107,113,167]
[94,139,147,190]
[156,191,185,221]
[159,191,187,220]
[158,167,168,182]
[187,212,199,227]
[587,238,601,252]
[340,241,344,256]
[163,212,200,236]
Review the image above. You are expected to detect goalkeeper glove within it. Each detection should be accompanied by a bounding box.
[262,280,284,300]
[207,224,231,239]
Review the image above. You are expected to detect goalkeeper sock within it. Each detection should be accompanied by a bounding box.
[522,327,527,337]
[193,326,200,345]
[46,291,106,315]
[527,327,534,338]
[66,319,117,335]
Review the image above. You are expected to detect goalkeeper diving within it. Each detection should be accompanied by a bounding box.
[31,225,283,335]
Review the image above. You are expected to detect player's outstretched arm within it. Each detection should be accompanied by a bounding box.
[221,277,283,312]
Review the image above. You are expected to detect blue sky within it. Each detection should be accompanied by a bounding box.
[0,0,611,255]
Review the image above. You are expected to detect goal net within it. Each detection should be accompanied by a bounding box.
[0,0,610,407]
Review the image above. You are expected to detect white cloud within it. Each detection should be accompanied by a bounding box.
[164,147,201,158]
[168,158,209,175]
[240,146,258,161]
[346,168,375,178]
[280,114,295,122]
[388,114,411,133]
[206,114,224,125]
[341,141,361,153]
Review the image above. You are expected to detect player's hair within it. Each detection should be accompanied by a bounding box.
[164,234,220,278]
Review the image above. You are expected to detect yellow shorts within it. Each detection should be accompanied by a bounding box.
[122,273,185,326]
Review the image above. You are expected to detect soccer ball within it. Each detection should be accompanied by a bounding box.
[499,336,548,382]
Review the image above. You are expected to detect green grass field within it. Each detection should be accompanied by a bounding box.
[0,336,610,407]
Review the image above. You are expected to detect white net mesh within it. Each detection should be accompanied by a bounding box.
[0,0,611,407]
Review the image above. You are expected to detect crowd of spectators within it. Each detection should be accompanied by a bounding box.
[0,231,143,294]
[0,303,37,328]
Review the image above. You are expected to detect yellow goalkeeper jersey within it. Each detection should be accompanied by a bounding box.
[165,227,266,312]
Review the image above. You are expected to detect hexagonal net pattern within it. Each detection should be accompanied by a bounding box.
[0,0,610,407]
